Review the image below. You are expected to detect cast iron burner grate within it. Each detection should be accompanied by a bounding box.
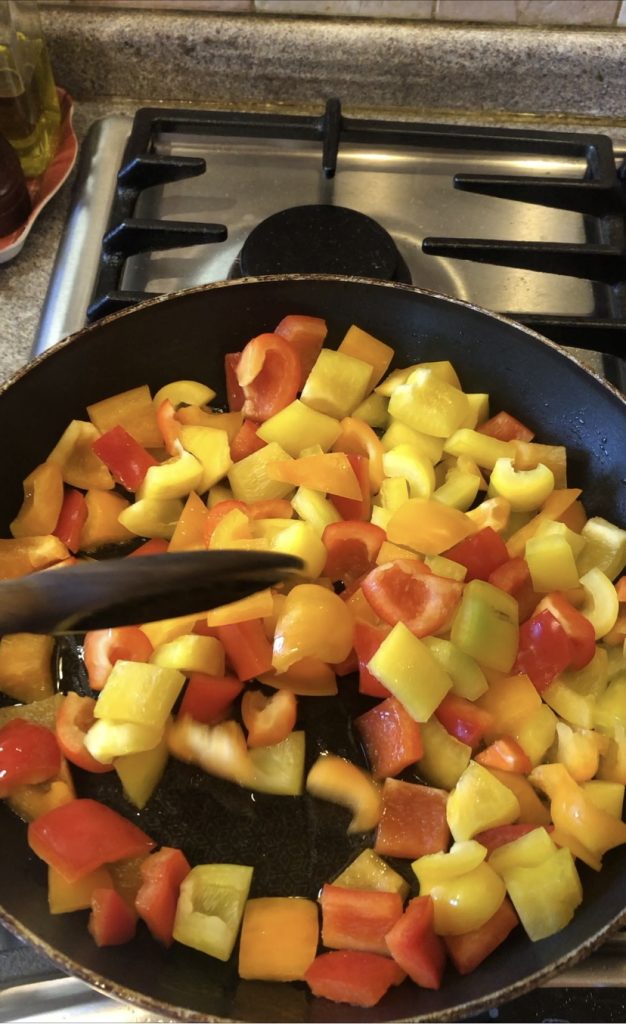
[86,99,626,381]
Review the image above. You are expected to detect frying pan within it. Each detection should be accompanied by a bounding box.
[1,274,626,1023]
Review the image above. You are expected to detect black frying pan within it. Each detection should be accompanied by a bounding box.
[1,275,626,1023]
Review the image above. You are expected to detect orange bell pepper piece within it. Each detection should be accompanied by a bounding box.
[239,896,319,981]
[387,498,478,556]
[266,453,362,500]
[10,463,65,539]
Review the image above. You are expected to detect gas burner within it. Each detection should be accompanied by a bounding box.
[236,204,411,282]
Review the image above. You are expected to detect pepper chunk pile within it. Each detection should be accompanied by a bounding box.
[2,313,626,1010]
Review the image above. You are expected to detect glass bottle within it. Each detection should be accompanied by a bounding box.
[0,0,60,177]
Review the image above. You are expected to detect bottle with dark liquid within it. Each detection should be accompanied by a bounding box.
[0,1,60,178]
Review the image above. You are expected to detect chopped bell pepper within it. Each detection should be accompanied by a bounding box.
[117,496,184,540]
[300,348,373,419]
[228,441,295,503]
[91,425,158,492]
[332,848,409,899]
[239,897,319,981]
[114,728,170,809]
[387,498,478,557]
[384,895,446,990]
[489,458,554,512]
[10,462,65,539]
[0,535,69,580]
[153,379,216,410]
[447,761,520,842]
[499,846,582,941]
[450,579,519,674]
[388,367,469,438]
[274,314,327,383]
[577,516,626,581]
[412,841,506,936]
[150,633,225,677]
[47,420,115,491]
[87,385,161,449]
[444,898,518,975]
[444,429,515,471]
[0,718,61,798]
[88,887,137,947]
[530,761,626,860]
[79,489,133,549]
[367,621,453,722]
[417,715,472,791]
[53,488,88,553]
[306,754,382,833]
[135,846,191,947]
[0,632,55,702]
[337,324,394,390]
[94,660,185,732]
[257,399,341,457]
[320,883,403,956]
[355,696,423,779]
[48,864,113,915]
[272,584,354,673]
[374,778,449,860]
[304,950,403,1009]
[422,637,488,701]
[173,862,253,961]
[579,567,620,638]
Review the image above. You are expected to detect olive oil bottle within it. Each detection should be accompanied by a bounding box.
[0,1,60,178]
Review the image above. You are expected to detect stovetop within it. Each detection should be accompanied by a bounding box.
[5,99,626,1022]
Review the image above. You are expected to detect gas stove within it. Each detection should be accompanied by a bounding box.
[3,98,626,1022]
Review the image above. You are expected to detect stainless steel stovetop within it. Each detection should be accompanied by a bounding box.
[2,103,626,1022]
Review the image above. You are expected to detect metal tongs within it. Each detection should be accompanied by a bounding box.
[0,550,303,634]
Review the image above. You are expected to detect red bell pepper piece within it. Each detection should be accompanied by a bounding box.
[354,621,392,698]
[156,398,182,456]
[274,314,327,385]
[535,592,596,670]
[323,520,386,585]
[488,556,539,623]
[91,424,158,492]
[514,609,572,693]
[230,419,266,462]
[304,950,404,1009]
[216,619,274,681]
[82,626,154,692]
[474,823,543,853]
[53,488,88,553]
[224,352,244,412]
[320,884,403,956]
[240,688,297,748]
[384,895,446,990]
[55,692,114,774]
[474,736,532,775]
[444,898,519,975]
[477,410,534,443]
[28,798,155,883]
[127,537,169,557]
[362,559,462,639]
[0,719,61,798]
[355,696,423,778]
[236,333,301,422]
[88,887,136,947]
[374,778,450,860]
[178,672,244,725]
[434,693,493,749]
[444,527,509,582]
[331,454,371,521]
[135,846,191,947]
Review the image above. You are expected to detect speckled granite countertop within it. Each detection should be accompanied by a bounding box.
[2,9,626,385]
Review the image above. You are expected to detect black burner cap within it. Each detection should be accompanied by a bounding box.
[239,204,401,280]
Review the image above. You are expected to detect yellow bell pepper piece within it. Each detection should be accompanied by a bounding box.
[422,637,488,700]
[48,864,113,914]
[530,761,626,859]
[150,634,225,677]
[168,492,209,552]
[173,863,253,962]
[139,450,204,501]
[178,425,232,494]
[0,633,55,702]
[486,768,551,827]
[424,554,467,582]
[205,589,274,628]
[118,496,184,539]
[153,379,215,409]
[577,517,626,581]
[582,779,624,819]
[444,429,515,471]
[95,659,186,730]
[508,704,557,768]
[525,533,579,593]
[290,486,341,535]
[207,483,235,507]
[306,753,382,833]
[417,715,471,790]
[383,444,435,499]
[501,847,582,941]
[266,453,361,500]
[0,535,69,580]
[257,401,341,457]
[388,368,469,439]
[381,419,444,465]
[467,496,511,533]
[47,420,115,491]
[542,646,609,730]
[114,727,170,809]
[78,489,132,550]
[370,506,392,530]
[84,719,162,762]
[10,463,65,539]
[352,392,389,430]
[178,407,243,443]
[387,498,478,556]
[8,757,75,823]
[332,417,386,494]
[555,721,608,783]
[267,521,327,579]
[513,440,567,489]
[593,676,626,736]
[433,470,480,512]
[579,567,619,638]
[367,622,452,722]
[447,761,520,842]
[413,843,506,936]
[332,848,409,899]
[0,693,63,730]
[301,349,374,419]
[228,442,294,503]
[489,458,554,512]
[461,393,490,430]
[488,826,557,877]
[337,324,394,390]
[376,360,461,396]
[379,476,409,513]
[258,657,338,697]
[598,724,626,784]
[87,384,161,448]
[249,731,306,796]
[450,580,519,674]
[273,584,353,672]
